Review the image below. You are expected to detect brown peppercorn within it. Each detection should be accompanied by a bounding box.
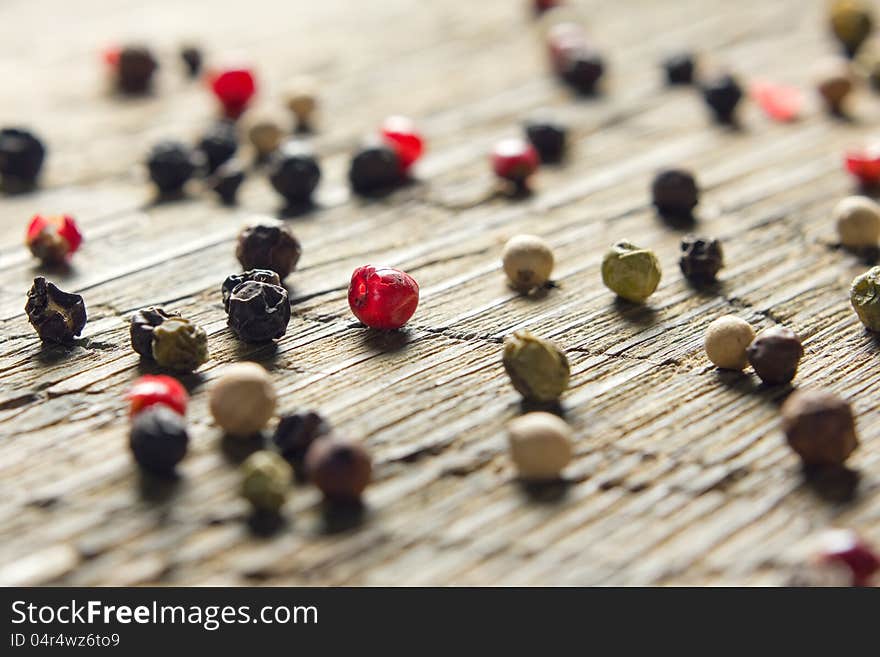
[747,326,804,385]
[781,390,858,466]
[652,169,699,218]
[679,235,723,283]
[116,46,158,94]
[815,58,854,113]
[305,436,372,503]
[502,330,570,403]
[25,277,87,344]
[236,219,302,280]
[130,306,180,358]
[284,76,318,131]
[151,317,209,372]
[829,0,873,58]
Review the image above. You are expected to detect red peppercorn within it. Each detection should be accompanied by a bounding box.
[817,529,880,587]
[751,81,803,123]
[25,214,83,265]
[379,115,424,172]
[492,138,540,189]
[209,67,257,119]
[348,265,419,330]
[103,46,121,68]
[534,0,563,13]
[127,375,189,417]
[845,145,880,187]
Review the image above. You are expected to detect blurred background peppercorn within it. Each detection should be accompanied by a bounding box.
[209,159,246,205]
[147,141,200,195]
[781,389,858,466]
[829,0,874,58]
[663,52,696,85]
[197,120,238,175]
[652,168,699,219]
[284,76,318,133]
[268,140,321,206]
[348,143,402,196]
[524,119,567,163]
[0,127,46,190]
[179,44,203,78]
[236,220,302,279]
[701,73,743,124]
[210,362,277,437]
[129,404,189,474]
[25,277,87,344]
[114,45,158,94]
[305,436,372,503]
[240,450,292,513]
[273,410,332,468]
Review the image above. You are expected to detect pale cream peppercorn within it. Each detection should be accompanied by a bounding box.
[209,362,277,437]
[834,196,880,248]
[244,109,286,158]
[704,315,755,370]
[284,76,318,130]
[502,234,554,292]
[507,412,573,480]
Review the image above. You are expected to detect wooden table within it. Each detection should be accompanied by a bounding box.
[0,0,877,586]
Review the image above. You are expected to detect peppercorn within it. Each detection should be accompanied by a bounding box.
[348,265,419,330]
[815,58,854,114]
[25,277,87,344]
[127,375,188,417]
[752,81,803,123]
[130,306,180,358]
[703,315,754,371]
[601,240,662,303]
[817,529,880,586]
[209,158,245,205]
[747,326,803,385]
[226,280,291,343]
[830,0,873,58]
[210,66,257,119]
[379,116,424,173]
[348,143,402,196]
[502,330,570,403]
[663,52,696,85]
[502,234,555,292]
[507,412,573,480]
[524,119,567,163]
[209,362,277,437]
[781,389,858,466]
[547,24,605,95]
[492,138,540,190]
[151,318,209,372]
[533,0,562,14]
[679,235,723,283]
[25,214,83,266]
[235,220,302,279]
[245,110,285,159]
[221,269,282,312]
[240,450,292,512]
[284,76,318,132]
[701,73,743,124]
[834,196,880,248]
[129,405,189,474]
[147,141,199,194]
[304,436,372,503]
[844,145,880,187]
[267,141,321,206]
[273,410,332,465]
[197,120,238,175]
[114,46,158,94]
[180,45,202,78]
[652,169,699,218]
[0,127,46,190]
[850,266,880,331]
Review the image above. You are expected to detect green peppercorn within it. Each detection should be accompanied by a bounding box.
[601,240,662,303]
[240,450,293,512]
[502,330,570,403]
[130,306,180,358]
[151,317,209,372]
[830,0,873,58]
[850,266,880,331]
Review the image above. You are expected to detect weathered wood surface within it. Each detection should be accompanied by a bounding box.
[0,0,878,586]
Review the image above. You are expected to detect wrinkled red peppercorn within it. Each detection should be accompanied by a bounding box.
[379,116,424,173]
[492,138,540,190]
[210,67,256,119]
[845,145,880,187]
[817,529,880,586]
[127,375,189,417]
[25,214,83,265]
[348,265,419,330]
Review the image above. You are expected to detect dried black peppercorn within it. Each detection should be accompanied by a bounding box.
[348,143,402,196]
[117,46,158,94]
[747,326,804,385]
[524,119,567,163]
[180,45,202,78]
[130,405,189,474]
[25,277,87,344]
[197,121,238,175]
[221,269,281,311]
[652,168,699,218]
[701,74,743,124]
[147,141,199,194]
[268,140,321,206]
[130,306,180,358]
[236,220,302,279]
[273,410,332,466]
[226,280,291,343]
[0,127,46,190]
[663,52,696,85]
[558,48,605,95]
[210,158,245,205]
[679,235,723,283]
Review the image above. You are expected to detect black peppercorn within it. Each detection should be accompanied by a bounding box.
[130,306,180,358]
[524,119,567,163]
[130,405,189,474]
[116,46,158,94]
[652,168,699,218]
[236,220,302,279]
[221,269,281,311]
[197,121,238,175]
[273,410,332,466]
[210,158,245,205]
[268,140,322,206]
[558,47,605,95]
[348,143,402,196]
[747,326,804,385]
[701,74,743,124]
[0,127,46,190]
[679,235,723,283]
[25,277,86,344]
[147,141,199,194]
[226,280,291,343]
[180,45,203,78]
[663,52,696,85]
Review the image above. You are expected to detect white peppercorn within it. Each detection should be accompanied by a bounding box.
[704,315,755,370]
[209,362,277,437]
[507,412,573,480]
[834,196,880,248]
[502,234,554,292]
